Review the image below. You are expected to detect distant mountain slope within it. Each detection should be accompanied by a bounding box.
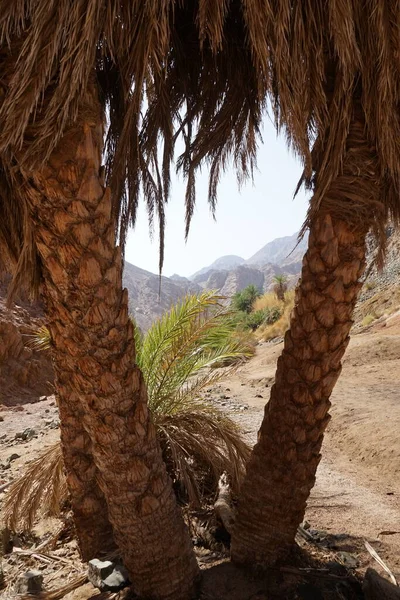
[184,232,309,298]
[123,262,201,331]
[246,231,308,267]
[190,255,245,280]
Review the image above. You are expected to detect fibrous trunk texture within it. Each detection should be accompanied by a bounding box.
[231,109,378,565]
[56,383,114,560]
[27,99,198,599]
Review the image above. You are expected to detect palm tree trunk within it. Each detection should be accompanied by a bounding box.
[231,107,379,565]
[28,93,198,599]
[55,380,116,560]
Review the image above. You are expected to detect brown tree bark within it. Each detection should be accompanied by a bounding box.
[55,382,115,560]
[26,93,198,599]
[231,109,380,565]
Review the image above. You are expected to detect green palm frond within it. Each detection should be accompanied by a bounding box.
[11,293,253,523]
[139,291,254,416]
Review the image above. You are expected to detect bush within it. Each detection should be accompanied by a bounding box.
[231,284,262,314]
[361,314,376,327]
[257,290,295,341]
[244,307,282,331]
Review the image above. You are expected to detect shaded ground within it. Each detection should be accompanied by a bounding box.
[1,316,400,598]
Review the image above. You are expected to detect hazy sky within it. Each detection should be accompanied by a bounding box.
[125,119,310,278]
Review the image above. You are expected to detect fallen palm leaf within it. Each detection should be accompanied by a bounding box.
[364,540,398,586]
[17,573,88,600]
[3,444,66,531]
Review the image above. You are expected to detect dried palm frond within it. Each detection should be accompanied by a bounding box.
[3,443,67,531]
[1,2,400,297]
[158,410,250,507]
[16,573,88,600]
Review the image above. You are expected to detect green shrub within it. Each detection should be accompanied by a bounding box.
[231,284,262,314]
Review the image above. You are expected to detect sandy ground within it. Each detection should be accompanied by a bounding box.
[212,312,400,578]
[1,316,400,597]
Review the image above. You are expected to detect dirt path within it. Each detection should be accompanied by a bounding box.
[210,317,400,578]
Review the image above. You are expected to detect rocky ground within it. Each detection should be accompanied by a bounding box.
[1,311,400,599]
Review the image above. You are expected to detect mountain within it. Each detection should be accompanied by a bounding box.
[123,262,201,332]
[246,231,308,267]
[190,255,245,280]
[186,232,308,297]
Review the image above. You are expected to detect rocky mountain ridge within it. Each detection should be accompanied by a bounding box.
[190,231,307,296]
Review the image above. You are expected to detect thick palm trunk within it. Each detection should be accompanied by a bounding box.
[28,96,198,599]
[231,109,379,565]
[56,382,115,560]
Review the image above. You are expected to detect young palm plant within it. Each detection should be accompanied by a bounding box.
[272,275,288,303]
[3,292,252,530]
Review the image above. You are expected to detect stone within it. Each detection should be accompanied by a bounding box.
[0,416,3,422]
[15,428,36,441]
[336,551,358,569]
[6,453,20,464]
[88,559,129,592]
[16,570,43,594]
[39,396,47,402]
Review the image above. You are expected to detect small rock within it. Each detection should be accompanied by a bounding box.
[7,453,20,464]
[45,409,50,414]
[15,428,36,441]
[225,388,231,392]
[255,394,263,398]
[0,416,3,422]
[0,434,7,441]
[16,571,43,594]
[88,559,129,592]
[336,551,358,569]
[49,402,55,407]
[39,396,47,402]
[103,566,129,591]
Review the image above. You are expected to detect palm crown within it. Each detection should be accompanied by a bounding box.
[1,1,399,297]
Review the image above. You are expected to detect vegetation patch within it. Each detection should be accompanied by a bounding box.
[3,293,252,530]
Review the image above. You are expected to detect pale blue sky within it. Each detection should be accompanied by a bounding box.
[125,119,310,278]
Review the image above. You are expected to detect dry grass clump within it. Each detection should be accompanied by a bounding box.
[256,291,295,341]
[253,292,282,311]
[361,314,377,327]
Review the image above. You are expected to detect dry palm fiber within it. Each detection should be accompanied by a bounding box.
[0,1,399,297]
[3,443,66,531]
